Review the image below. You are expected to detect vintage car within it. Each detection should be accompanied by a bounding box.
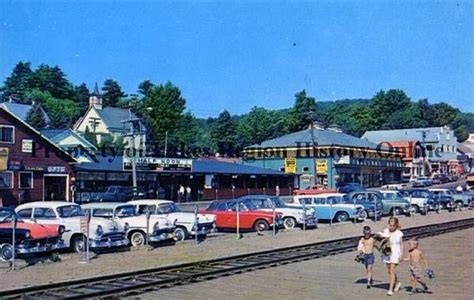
[15,201,128,253]
[399,189,439,213]
[128,199,216,241]
[379,190,427,215]
[293,185,337,196]
[370,190,411,216]
[343,192,384,220]
[336,182,365,194]
[237,195,318,229]
[289,193,367,222]
[0,207,65,261]
[411,176,432,187]
[81,203,176,247]
[429,188,472,209]
[201,199,283,232]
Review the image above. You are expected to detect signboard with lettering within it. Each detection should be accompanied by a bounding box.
[123,157,193,171]
[22,139,33,153]
[316,160,328,174]
[284,157,296,173]
[47,166,66,173]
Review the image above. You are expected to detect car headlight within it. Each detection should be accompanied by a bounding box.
[153,221,160,232]
[96,225,103,236]
[58,225,65,235]
[124,222,130,231]
[24,230,31,239]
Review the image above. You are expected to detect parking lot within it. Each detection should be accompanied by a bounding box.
[0,209,472,291]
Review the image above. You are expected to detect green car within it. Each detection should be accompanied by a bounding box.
[376,190,411,216]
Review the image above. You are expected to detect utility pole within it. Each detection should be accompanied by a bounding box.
[416,129,430,176]
[122,109,143,196]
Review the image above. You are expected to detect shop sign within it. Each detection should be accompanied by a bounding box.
[335,155,350,165]
[8,160,22,171]
[22,139,33,153]
[300,173,313,183]
[25,166,45,172]
[123,157,192,171]
[47,166,66,173]
[316,160,328,174]
[284,157,296,173]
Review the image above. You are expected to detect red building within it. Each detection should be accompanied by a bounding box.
[0,106,76,206]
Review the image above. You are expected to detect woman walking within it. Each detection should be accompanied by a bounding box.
[377,216,404,296]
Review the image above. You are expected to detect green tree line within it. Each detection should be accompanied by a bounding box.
[1,61,471,158]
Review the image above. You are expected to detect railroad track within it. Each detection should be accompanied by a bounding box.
[1,218,473,299]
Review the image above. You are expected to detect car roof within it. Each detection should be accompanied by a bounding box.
[16,201,78,209]
[81,202,135,209]
[128,199,173,205]
[313,193,346,198]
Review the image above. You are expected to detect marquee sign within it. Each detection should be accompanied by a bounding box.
[123,157,193,171]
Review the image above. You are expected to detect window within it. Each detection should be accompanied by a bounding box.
[17,208,32,218]
[0,126,14,143]
[303,166,309,172]
[19,172,33,189]
[299,198,312,205]
[138,205,156,215]
[0,172,13,188]
[33,207,57,219]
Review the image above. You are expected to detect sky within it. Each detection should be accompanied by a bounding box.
[1,0,473,116]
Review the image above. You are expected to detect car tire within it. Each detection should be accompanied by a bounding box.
[174,227,189,242]
[358,210,368,221]
[455,201,463,211]
[253,219,269,232]
[71,235,86,253]
[410,204,420,214]
[335,212,349,223]
[130,231,146,247]
[0,243,14,261]
[283,217,296,229]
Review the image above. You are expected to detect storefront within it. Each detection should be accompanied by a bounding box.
[0,107,76,206]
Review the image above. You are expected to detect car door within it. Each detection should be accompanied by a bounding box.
[314,197,330,219]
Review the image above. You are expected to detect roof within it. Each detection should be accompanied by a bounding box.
[128,199,173,205]
[95,107,142,132]
[40,128,97,150]
[81,202,134,209]
[16,201,77,209]
[246,128,382,150]
[362,127,452,143]
[75,156,290,176]
[0,102,51,124]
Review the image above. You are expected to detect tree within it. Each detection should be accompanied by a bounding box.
[210,110,239,156]
[138,80,155,97]
[26,103,48,129]
[1,61,34,102]
[369,89,412,129]
[238,107,285,146]
[74,83,90,114]
[171,112,202,157]
[142,82,186,148]
[285,90,318,133]
[31,64,74,99]
[83,126,98,147]
[102,79,126,107]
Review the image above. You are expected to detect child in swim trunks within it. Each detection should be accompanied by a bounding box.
[403,238,429,294]
[358,226,375,288]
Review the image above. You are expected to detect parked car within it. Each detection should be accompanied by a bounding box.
[337,182,365,194]
[15,201,128,253]
[399,189,438,213]
[0,207,65,261]
[411,176,432,187]
[381,183,408,190]
[373,190,411,216]
[81,203,176,247]
[90,186,143,203]
[237,195,318,229]
[201,199,283,232]
[343,192,383,220]
[448,174,459,182]
[379,190,419,215]
[293,185,337,196]
[432,174,449,185]
[128,199,216,241]
[429,188,471,210]
[288,193,367,222]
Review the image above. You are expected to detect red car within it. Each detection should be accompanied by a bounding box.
[201,199,283,231]
[0,207,65,261]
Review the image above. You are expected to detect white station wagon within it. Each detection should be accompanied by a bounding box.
[128,199,217,241]
[81,203,176,247]
[15,201,128,253]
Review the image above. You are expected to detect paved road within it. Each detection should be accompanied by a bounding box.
[142,228,474,300]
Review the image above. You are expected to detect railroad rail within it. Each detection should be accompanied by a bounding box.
[1,217,473,299]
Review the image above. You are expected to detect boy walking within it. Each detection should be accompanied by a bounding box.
[357,226,375,288]
[403,239,429,295]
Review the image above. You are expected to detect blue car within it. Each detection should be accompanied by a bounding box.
[289,193,367,222]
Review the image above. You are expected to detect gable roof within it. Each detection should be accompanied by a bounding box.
[245,127,382,150]
[0,107,77,163]
[40,128,97,151]
[74,106,145,133]
[0,102,51,124]
[362,127,452,143]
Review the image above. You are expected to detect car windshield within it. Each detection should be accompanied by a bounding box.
[228,201,256,211]
[245,199,272,209]
[57,205,83,218]
[157,203,181,214]
[115,206,136,217]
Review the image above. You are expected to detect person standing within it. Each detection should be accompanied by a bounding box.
[178,185,184,202]
[377,216,404,296]
[402,239,429,295]
[186,185,192,202]
[357,226,375,288]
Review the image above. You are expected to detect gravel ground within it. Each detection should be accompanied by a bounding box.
[0,210,472,290]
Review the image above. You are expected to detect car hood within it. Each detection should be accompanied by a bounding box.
[0,222,60,239]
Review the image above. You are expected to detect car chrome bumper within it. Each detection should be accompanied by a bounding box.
[149,232,175,242]
[89,238,129,249]
[17,240,66,254]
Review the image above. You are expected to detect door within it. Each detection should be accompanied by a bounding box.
[44,175,68,201]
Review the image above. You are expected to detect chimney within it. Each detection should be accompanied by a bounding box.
[89,82,103,110]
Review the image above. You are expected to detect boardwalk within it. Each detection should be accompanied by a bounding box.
[142,228,474,300]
